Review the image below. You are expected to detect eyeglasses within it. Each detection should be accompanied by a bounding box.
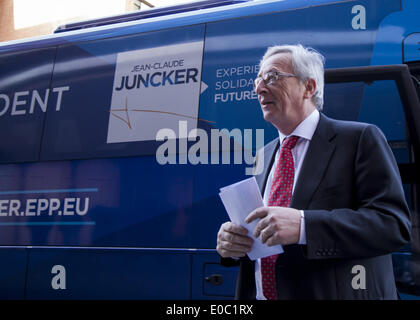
[253,70,297,90]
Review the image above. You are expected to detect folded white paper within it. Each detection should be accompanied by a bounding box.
[219,177,283,260]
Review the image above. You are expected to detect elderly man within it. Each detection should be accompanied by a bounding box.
[216,44,411,300]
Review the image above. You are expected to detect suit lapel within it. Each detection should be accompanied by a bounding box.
[290,113,337,210]
[255,138,279,195]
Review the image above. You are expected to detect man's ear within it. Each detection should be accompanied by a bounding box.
[304,78,317,100]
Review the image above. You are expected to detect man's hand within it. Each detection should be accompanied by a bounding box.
[217,222,254,258]
[245,207,301,246]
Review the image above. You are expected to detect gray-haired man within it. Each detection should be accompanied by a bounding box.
[216,44,411,300]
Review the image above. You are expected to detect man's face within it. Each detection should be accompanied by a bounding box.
[255,53,308,128]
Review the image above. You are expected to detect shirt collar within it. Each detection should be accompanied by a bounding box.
[278,109,320,144]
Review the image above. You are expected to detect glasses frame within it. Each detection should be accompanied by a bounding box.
[253,69,297,90]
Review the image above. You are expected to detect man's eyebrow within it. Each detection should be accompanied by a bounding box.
[257,68,276,78]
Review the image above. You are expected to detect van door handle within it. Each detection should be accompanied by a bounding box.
[205,274,223,285]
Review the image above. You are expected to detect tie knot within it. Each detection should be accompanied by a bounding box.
[281,135,299,150]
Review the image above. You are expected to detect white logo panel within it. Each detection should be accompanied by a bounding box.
[107,41,204,143]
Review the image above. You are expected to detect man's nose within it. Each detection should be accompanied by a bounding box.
[255,80,268,95]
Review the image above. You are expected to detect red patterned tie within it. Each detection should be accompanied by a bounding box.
[261,135,299,300]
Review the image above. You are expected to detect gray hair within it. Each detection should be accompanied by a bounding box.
[260,44,325,110]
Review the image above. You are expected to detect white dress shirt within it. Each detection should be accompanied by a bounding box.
[255,109,320,300]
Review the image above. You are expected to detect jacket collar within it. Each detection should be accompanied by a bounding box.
[255,113,337,209]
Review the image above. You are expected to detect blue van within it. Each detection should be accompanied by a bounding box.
[0,0,419,299]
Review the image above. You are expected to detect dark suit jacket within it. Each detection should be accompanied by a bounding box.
[229,113,411,300]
